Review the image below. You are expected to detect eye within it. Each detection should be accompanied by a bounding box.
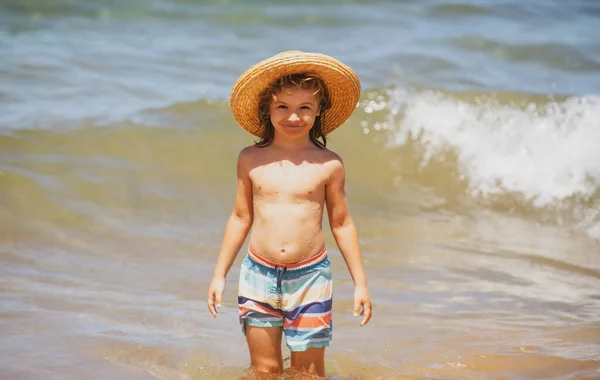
[300,106,312,110]
[276,105,287,109]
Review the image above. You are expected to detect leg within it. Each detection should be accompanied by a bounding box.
[281,255,333,378]
[238,253,286,375]
[283,303,331,378]
[245,324,284,375]
[290,347,326,377]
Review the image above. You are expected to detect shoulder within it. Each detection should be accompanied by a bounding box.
[237,145,261,172]
[316,148,344,179]
[239,145,260,157]
[238,145,264,162]
[319,147,344,169]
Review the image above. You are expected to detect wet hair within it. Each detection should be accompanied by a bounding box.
[255,73,332,148]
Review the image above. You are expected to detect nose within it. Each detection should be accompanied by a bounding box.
[288,112,300,122]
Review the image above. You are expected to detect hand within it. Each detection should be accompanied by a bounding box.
[353,285,372,326]
[207,276,225,318]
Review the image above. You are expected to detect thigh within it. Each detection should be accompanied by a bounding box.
[282,258,333,352]
[245,325,284,374]
[290,347,326,377]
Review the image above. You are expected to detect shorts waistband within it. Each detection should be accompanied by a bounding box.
[247,246,327,271]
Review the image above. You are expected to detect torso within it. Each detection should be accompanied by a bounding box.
[245,144,338,264]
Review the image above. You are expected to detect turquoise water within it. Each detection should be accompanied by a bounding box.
[1,0,599,128]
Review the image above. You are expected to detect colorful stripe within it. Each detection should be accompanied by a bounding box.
[238,248,333,352]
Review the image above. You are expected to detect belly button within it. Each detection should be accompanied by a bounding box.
[281,248,285,253]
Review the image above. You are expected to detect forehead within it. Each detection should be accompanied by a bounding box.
[272,87,319,102]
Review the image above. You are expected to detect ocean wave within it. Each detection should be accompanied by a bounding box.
[3,85,599,239]
[358,86,600,239]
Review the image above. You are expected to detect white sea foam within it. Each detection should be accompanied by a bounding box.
[386,89,600,205]
[383,88,600,239]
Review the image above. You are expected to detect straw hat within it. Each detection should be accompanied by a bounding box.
[230,51,361,137]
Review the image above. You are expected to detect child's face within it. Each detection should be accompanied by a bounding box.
[269,86,321,140]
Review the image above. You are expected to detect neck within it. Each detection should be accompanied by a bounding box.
[271,134,312,151]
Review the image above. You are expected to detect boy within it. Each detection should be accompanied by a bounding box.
[208,51,372,377]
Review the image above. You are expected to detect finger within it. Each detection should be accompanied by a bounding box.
[215,292,222,309]
[353,302,360,317]
[207,293,217,318]
[360,303,372,326]
[208,302,217,318]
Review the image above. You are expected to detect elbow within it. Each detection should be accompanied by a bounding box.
[329,215,351,234]
[232,210,253,227]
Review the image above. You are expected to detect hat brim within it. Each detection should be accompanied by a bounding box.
[230,51,361,138]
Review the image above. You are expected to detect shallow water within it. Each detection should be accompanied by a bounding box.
[1,0,600,379]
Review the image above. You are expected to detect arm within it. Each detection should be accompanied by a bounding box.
[207,148,254,317]
[325,157,372,326]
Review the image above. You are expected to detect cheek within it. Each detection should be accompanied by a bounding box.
[302,113,316,123]
[268,110,279,122]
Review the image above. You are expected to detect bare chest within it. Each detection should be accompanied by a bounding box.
[250,162,328,200]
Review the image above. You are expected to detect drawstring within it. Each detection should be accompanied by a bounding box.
[276,266,287,294]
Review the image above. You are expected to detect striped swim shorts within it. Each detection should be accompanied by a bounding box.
[237,246,333,352]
